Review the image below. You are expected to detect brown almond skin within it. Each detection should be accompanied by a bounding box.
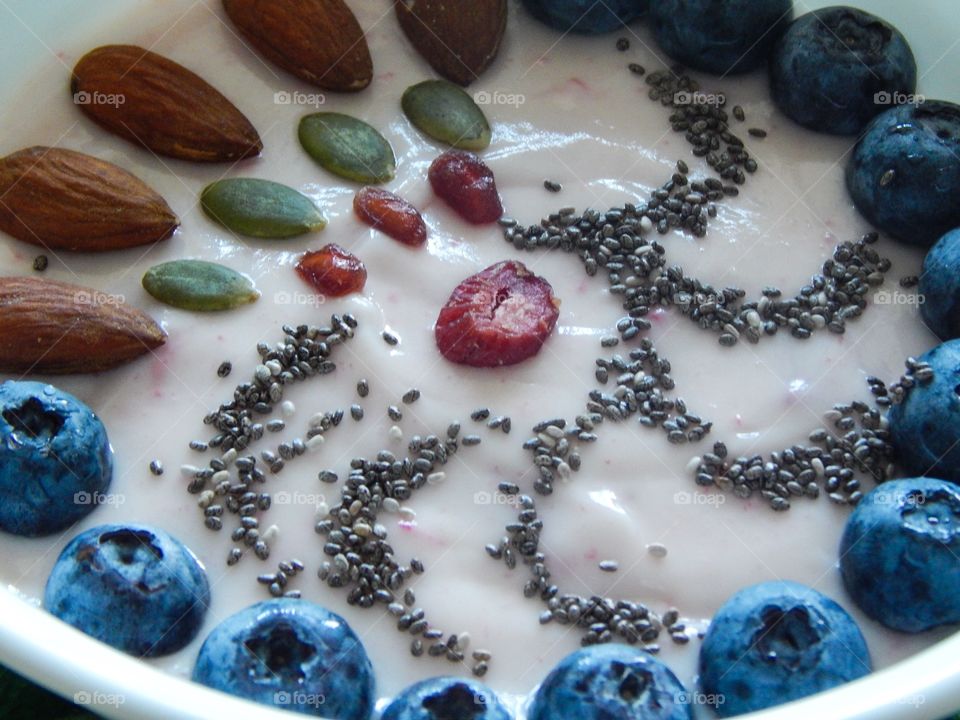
[222,0,373,92]
[395,0,507,86]
[0,276,166,374]
[71,45,263,162]
[0,146,179,252]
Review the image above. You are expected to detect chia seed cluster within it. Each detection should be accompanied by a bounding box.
[693,358,934,510]
[314,419,492,676]
[503,180,890,348]
[649,66,759,189]
[183,317,358,565]
[179,314,503,674]
[486,451,689,654]
[257,558,305,598]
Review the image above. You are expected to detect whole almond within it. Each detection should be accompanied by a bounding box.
[395,0,507,86]
[222,0,373,92]
[0,276,166,374]
[0,146,179,252]
[71,45,262,162]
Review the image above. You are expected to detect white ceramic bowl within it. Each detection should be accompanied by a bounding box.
[1,1,960,718]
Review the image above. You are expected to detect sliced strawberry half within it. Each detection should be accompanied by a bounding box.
[353,186,427,246]
[296,243,367,297]
[435,260,560,367]
[428,150,503,224]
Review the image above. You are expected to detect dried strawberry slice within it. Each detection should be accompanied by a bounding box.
[428,150,503,224]
[354,186,427,246]
[435,260,560,367]
[296,243,366,297]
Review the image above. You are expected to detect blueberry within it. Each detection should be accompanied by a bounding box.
[528,644,691,720]
[840,478,960,633]
[0,381,112,537]
[920,229,960,340]
[770,6,917,135]
[846,101,960,247]
[519,0,648,35]
[888,339,960,482]
[651,0,793,75]
[382,676,510,720]
[44,523,209,657]
[192,599,374,719]
[698,580,870,717]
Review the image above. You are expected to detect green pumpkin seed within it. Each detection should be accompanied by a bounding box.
[201,178,326,239]
[298,113,396,184]
[143,260,259,311]
[401,80,491,150]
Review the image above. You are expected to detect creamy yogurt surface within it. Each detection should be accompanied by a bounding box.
[0,0,956,713]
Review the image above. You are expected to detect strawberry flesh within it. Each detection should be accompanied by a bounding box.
[296,243,367,297]
[435,260,560,367]
[354,186,427,246]
[428,150,503,224]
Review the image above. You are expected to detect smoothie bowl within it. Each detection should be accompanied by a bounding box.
[1,0,960,718]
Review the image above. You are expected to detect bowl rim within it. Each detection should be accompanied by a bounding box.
[4,586,960,720]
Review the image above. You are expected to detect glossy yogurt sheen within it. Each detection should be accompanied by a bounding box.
[0,0,950,712]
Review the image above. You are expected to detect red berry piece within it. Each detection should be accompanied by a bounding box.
[428,150,503,224]
[295,243,367,297]
[435,260,560,367]
[353,186,427,247]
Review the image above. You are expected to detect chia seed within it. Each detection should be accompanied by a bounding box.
[149,459,163,476]
[544,180,562,193]
[32,255,48,272]
[487,415,505,430]
[217,361,232,378]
